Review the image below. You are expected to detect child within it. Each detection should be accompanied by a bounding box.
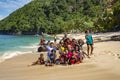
[50,49,57,64]
[85,30,94,56]
[78,40,90,58]
[70,50,79,64]
[78,39,84,50]
[40,36,45,45]
[29,54,44,66]
[66,45,73,65]
[54,34,57,43]
[45,49,56,66]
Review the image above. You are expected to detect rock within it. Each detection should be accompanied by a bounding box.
[111,35,120,41]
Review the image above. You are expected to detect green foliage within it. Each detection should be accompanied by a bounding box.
[0,0,119,34]
[113,0,120,25]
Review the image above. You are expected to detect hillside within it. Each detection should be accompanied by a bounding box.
[0,0,120,35]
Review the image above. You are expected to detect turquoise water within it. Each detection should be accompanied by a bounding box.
[0,35,53,59]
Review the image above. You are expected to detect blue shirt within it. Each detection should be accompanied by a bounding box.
[86,34,93,45]
[46,46,56,59]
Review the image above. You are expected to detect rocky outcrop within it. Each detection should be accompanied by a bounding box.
[111,35,120,41]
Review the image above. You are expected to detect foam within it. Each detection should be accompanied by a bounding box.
[18,42,39,49]
[19,45,39,49]
[0,51,33,63]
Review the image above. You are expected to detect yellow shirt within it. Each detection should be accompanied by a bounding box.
[61,46,65,51]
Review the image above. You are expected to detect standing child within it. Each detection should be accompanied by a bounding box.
[85,30,94,56]
[54,34,57,43]
[40,36,45,45]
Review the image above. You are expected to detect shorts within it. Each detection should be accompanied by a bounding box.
[87,44,93,45]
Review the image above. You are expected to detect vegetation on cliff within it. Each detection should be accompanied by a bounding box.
[0,0,119,34]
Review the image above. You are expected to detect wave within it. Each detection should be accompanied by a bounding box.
[0,42,40,63]
[19,45,39,49]
[0,51,33,63]
[18,42,40,50]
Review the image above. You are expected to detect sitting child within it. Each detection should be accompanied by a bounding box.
[29,54,44,66]
[50,49,56,63]
[70,50,80,64]
[45,49,56,66]
[66,45,73,65]
[78,39,90,58]
[59,52,66,65]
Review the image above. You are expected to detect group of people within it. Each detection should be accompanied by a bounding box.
[30,30,93,66]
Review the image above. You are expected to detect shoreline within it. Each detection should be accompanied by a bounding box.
[0,32,120,80]
[0,31,120,63]
[0,42,39,63]
[0,34,53,63]
[0,41,120,80]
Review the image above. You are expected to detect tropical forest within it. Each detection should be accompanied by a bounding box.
[0,0,120,35]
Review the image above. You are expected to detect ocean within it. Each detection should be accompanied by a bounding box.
[0,35,53,62]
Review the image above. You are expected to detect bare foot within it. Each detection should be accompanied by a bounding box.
[90,52,94,56]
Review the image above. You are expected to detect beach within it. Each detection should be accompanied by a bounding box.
[0,32,120,80]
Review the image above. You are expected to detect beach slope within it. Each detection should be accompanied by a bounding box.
[0,40,120,80]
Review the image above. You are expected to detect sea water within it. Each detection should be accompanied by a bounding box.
[0,35,53,62]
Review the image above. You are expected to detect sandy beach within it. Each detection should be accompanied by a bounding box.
[0,32,120,80]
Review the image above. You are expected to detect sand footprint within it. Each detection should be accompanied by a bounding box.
[117,54,120,59]
[106,51,113,55]
[107,51,116,57]
[110,52,116,56]
[103,51,120,59]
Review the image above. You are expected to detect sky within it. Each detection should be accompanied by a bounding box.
[0,0,32,20]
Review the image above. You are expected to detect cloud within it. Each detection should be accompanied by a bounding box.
[0,0,32,20]
[0,0,32,12]
[0,15,5,20]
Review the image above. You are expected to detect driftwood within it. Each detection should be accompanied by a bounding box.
[111,35,120,41]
